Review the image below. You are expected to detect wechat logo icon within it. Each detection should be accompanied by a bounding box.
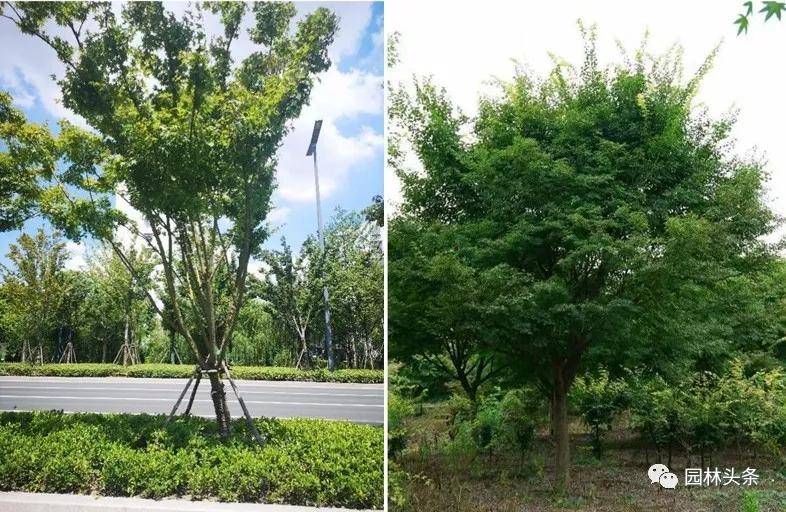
[648,464,678,489]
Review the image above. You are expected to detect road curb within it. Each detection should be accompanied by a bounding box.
[0,493,380,512]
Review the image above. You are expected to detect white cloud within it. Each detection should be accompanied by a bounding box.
[267,205,291,225]
[276,67,383,203]
[0,70,35,109]
[387,0,786,228]
[64,241,87,271]
[247,258,271,279]
[0,16,90,128]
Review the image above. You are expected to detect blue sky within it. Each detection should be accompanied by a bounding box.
[0,1,383,271]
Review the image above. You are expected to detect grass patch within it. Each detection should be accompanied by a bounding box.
[0,411,382,508]
[0,363,382,383]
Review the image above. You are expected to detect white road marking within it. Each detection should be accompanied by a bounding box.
[0,395,383,408]
[0,377,382,390]
[0,385,379,398]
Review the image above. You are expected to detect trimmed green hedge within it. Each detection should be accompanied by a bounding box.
[0,363,383,383]
[0,411,382,508]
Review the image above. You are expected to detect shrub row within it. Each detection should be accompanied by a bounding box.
[0,411,383,509]
[571,361,786,464]
[0,363,383,383]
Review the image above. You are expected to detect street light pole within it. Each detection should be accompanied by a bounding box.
[307,120,335,371]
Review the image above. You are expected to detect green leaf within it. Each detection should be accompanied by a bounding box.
[760,1,786,21]
[735,14,750,34]
[744,1,754,15]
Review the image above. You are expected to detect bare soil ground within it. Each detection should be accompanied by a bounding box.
[393,404,786,511]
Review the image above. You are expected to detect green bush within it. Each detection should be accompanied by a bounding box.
[387,461,410,511]
[628,373,688,465]
[498,389,537,458]
[388,391,415,459]
[0,363,382,383]
[446,393,474,430]
[442,389,539,462]
[681,373,729,466]
[626,362,786,465]
[472,398,501,453]
[0,411,382,509]
[571,370,629,457]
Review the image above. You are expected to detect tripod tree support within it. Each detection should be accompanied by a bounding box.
[163,364,266,447]
[59,341,77,363]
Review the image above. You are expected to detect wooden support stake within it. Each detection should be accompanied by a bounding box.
[164,368,197,427]
[222,361,266,447]
[184,372,202,416]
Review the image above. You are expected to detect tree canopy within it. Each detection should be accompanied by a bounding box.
[389,31,780,486]
[0,1,338,436]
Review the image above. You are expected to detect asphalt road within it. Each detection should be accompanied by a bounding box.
[0,376,383,424]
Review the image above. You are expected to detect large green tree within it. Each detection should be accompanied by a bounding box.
[323,210,384,369]
[390,34,777,487]
[0,229,68,362]
[0,2,338,436]
[79,247,155,363]
[260,239,324,369]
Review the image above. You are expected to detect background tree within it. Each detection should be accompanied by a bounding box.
[390,32,777,487]
[362,194,384,227]
[260,239,324,369]
[226,298,286,366]
[0,229,68,362]
[0,2,338,437]
[323,210,384,369]
[78,247,156,364]
[53,269,91,363]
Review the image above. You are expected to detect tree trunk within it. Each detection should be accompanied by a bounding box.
[123,317,130,366]
[295,335,310,369]
[101,337,107,363]
[457,371,477,402]
[552,363,570,491]
[207,370,231,438]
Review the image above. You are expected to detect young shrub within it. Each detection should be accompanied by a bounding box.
[628,373,688,466]
[0,363,384,383]
[446,393,474,433]
[736,365,786,456]
[101,438,191,498]
[0,424,41,490]
[388,391,415,459]
[0,412,383,509]
[471,395,502,454]
[682,373,728,467]
[497,388,537,461]
[387,462,411,511]
[443,419,477,466]
[571,369,629,458]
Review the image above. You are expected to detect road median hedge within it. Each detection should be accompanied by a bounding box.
[0,363,383,383]
[0,411,382,509]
